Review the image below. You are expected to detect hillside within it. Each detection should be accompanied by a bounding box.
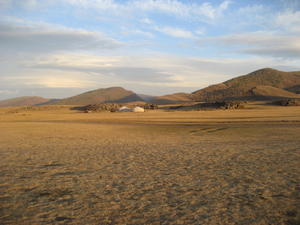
[151,92,193,104]
[286,85,300,94]
[191,68,300,102]
[250,86,299,100]
[138,94,156,102]
[54,87,143,105]
[2,68,300,107]
[0,96,51,107]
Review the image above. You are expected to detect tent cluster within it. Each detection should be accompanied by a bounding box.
[118,106,145,112]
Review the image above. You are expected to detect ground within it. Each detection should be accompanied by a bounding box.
[0,103,299,225]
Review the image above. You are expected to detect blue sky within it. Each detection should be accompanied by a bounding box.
[0,0,300,99]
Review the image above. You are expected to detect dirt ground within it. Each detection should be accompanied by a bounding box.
[0,103,299,225]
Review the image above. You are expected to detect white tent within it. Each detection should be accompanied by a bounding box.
[118,106,132,112]
[133,106,145,112]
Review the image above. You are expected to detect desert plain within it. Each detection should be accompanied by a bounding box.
[0,103,299,225]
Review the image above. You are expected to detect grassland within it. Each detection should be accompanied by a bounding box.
[0,103,299,224]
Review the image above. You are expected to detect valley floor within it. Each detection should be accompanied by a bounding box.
[0,104,299,224]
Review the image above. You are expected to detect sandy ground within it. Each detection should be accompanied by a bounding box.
[0,103,299,225]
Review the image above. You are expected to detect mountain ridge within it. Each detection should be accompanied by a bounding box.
[1,68,300,107]
[53,87,144,105]
[191,68,300,102]
[0,96,51,107]
[151,92,193,104]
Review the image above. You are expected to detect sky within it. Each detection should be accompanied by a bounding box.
[0,0,300,99]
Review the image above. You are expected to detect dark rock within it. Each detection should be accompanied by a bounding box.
[80,103,122,112]
[168,101,246,111]
[144,103,158,110]
[55,216,72,221]
[217,100,246,109]
[275,99,300,106]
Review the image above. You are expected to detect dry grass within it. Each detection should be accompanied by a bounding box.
[0,103,299,224]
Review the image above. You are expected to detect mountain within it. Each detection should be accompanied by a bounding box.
[138,94,156,102]
[2,68,299,107]
[152,92,193,104]
[0,96,51,107]
[250,86,299,99]
[54,87,143,105]
[191,68,300,102]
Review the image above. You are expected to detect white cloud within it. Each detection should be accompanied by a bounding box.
[0,21,122,54]
[82,0,231,20]
[140,18,153,25]
[154,26,195,39]
[0,0,40,9]
[12,76,93,89]
[238,4,265,15]
[20,0,37,9]
[122,29,154,38]
[133,0,232,21]
[21,52,300,89]
[26,76,95,88]
[195,28,206,36]
[276,10,300,32]
[25,54,180,83]
[205,31,300,58]
[0,89,18,95]
[4,0,232,22]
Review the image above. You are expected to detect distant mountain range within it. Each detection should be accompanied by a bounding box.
[1,68,300,107]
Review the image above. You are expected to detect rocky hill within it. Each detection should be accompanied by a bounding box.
[54,87,143,105]
[191,68,300,102]
[151,92,193,104]
[0,96,51,107]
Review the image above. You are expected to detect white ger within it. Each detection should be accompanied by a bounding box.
[132,106,145,113]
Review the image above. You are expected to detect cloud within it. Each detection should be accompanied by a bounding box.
[276,10,300,32]
[135,0,230,21]
[195,28,206,36]
[4,74,95,89]
[0,20,122,54]
[25,54,180,83]
[205,31,300,58]
[0,89,18,95]
[154,26,195,39]
[121,29,154,38]
[0,0,12,9]
[23,53,300,88]
[140,18,153,25]
[237,4,266,15]
[0,71,97,99]
[243,47,300,58]
[24,76,95,88]
[4,0,232,22]
[279,0,300,10]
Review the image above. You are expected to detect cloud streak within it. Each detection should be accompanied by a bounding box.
[154,26,195,39]
[25,54,181,84]
[0,21,122,54]
[205,31,300,58]
[4,0,232,22]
